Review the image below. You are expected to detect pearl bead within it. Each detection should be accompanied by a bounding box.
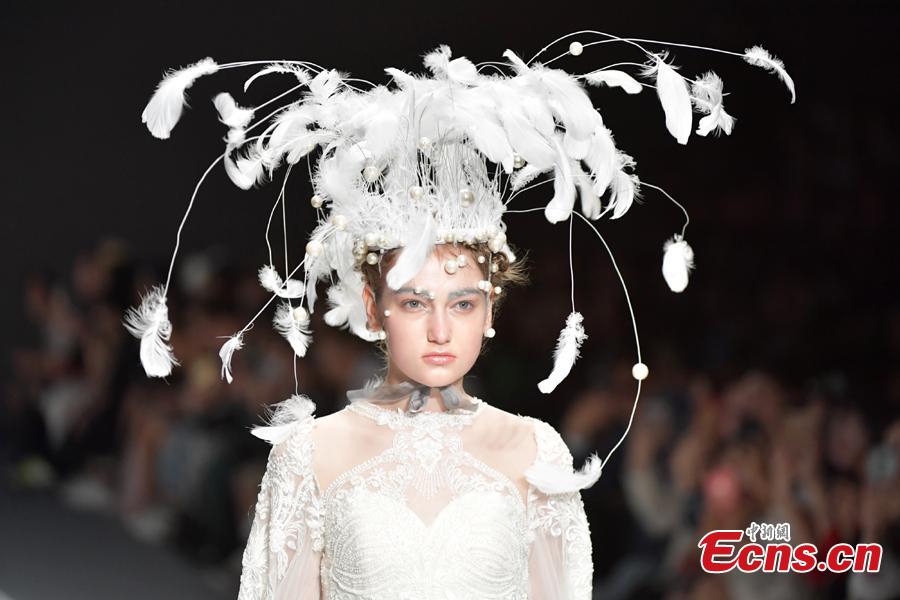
[377,330,386,340]
[366,252,379,265]
[477,255,486,264]
[414,286,422,294]
[569,41,584,56]
[459,188,475,206]
[427,290,435,300]
[444,259,458,274]
[383,309,391,317]
[488,236,504,253]
[305,240,322,256]
[632,362,649,381]
[417,136,431,151]
[491,263,499,273]
[513,153,526,169]
[292,306,308,321]
[310,194,324,208]
[484,327,496,338]
[362,165,381,182]
[478,280,491,291]
[331,214,347,230]
[456,254,467,267]
[445,231,455,243]
[378,235,388,248]
[364,232,379,247]
[408,185,424,200]
[493,286,502,295]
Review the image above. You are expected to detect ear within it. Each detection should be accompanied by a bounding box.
[362,283,380,331]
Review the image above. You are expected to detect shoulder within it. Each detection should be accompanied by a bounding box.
[481,403,574,470]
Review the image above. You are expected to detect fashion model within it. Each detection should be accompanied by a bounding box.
[129,31,793,598]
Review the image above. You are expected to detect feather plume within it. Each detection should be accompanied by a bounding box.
[583,70,642,94]
[273,301,313,357]
[386,212,436,290]
[243,63,310,92]
[662,234,694,292]
[251,393,317,445]
[544,136,576,223]
[691,71,734,137]
[224,147,266,190]
[323,279,380,342]
[123,285,179,377]
[258,265,305,299]
[141,57,218,139]
[644,54,692,145]
[218,332,244,384]
[213,92,254,129]
[537,311,588,394]
[743,45,796,104]
[524,453,603,494]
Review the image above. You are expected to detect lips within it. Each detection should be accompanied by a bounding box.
[423,353,456,365]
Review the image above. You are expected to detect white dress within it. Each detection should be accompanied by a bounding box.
[237,395,593,599]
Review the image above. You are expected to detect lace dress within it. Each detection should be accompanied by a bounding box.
[237,396,593,599]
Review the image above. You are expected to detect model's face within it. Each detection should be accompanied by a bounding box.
[365,246,492,388]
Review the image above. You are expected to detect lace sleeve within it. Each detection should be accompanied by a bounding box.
[238,412,325,600]
[526,418,594,599]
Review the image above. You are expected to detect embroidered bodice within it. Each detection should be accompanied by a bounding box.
[238,397,593,599]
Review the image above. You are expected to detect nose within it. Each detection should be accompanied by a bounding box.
[427,307,451,344]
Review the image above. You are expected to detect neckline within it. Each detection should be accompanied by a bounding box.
[346,396,488,429]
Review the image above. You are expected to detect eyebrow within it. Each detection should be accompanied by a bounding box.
[392,287,483,300]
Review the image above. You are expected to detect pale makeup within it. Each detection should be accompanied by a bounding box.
[363,246,492,412]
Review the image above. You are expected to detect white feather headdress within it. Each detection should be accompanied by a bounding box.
[128,31,794,488]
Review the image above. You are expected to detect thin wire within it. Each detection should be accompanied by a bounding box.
[640,181,691,237]
[568,213,575,313]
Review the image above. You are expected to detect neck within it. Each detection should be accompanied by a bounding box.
[382,371,468,413]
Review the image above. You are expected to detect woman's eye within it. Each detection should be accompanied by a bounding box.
[403,299,421,309]
[455,300,473,310]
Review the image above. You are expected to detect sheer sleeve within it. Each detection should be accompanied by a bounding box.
[526,419,594,599]
[238,403,324,600]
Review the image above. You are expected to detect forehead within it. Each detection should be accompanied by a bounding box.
[395,245,484,289]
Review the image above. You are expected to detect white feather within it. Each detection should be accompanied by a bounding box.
[524,453,603,494]
[583,70,642,94]
[386,212,436,290]
[213,92,254,129]
[743,45,796,104]
[243,63,310,92]
[141,57,218,139]
[691,72,734,137]
[537,311,588,394]
[543,136,576,224]
[662,234,695,293]
[258,265,305,299]
[251,393,317,445]
[218,332,244,384]
[609,170,637,220]
[323,279,380,342]
[123,285,179,378]
[646,55,692,145]
[273,301,313,357]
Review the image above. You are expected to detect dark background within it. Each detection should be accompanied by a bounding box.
[2,1,898,598]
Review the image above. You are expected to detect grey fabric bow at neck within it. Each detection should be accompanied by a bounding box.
[346,380,478,414]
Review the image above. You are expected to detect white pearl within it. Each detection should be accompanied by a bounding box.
[491,263,499,273]
[366,252,379,265]
[427,290,435,300]
[488,236,504,253]
[292,306,308,321]
[493,286,502,295]
[408,185,424,200]
[364,232,379,247]
[310,194,324,208]
[513,153,526,169]
[377,330,386,340]
[632,362,649,381]
[362,165,381,182]
[477,255,486,264]
[378,234,388,248]
[445,231,456,243]
[383,309,391,317]
[459,188,475,206]
[414,286,422,294]
[444,259,458,274]
[569,41,584,56]
[484,327,496,338]
[305,240,322,256]
[478,280,491,291]
[456,254,467,267]
[331,214,347,230]
[417,136,432,151]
